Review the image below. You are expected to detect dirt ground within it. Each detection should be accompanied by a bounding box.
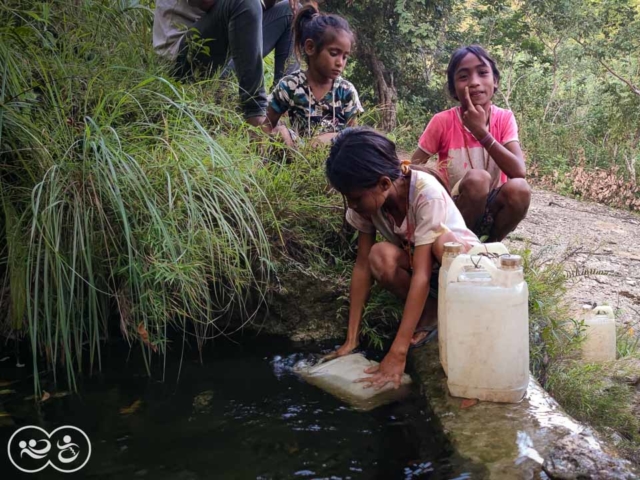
[504,189,640,333]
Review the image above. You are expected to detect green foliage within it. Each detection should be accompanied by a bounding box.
[617,326,640,359]
[337,286,404,350]
[0,0,346,392]
[546,360,640,442]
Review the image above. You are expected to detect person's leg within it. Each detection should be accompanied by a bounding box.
[454,169,491,229]
[486,178,531,241]
[182,0,266,121]
[368,239,455,345]
[262,0,298,83]
[225,1,297,85]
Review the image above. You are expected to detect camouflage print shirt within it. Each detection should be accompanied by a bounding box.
[268,70,364,137]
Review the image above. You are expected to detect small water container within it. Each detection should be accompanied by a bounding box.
[294,353,412,411]
[467,242,510,262]
[446,255,529,403]
[581,305,616,362]
[438,242,463,376]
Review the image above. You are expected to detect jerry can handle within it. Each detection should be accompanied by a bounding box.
[592,305,614,318]
[447,254,497,285]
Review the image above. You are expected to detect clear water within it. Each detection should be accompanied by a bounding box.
[0,337,480,479]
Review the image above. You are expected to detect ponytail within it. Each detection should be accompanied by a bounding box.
[293,5,353,61]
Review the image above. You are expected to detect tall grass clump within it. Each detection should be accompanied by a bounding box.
[0,0,283,392]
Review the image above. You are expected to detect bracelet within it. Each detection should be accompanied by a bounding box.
[486,138,497,152]
[479,132,492,146]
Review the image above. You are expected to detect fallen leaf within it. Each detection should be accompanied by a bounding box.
[0,380,16,387]
[0,389,16,396]
[137,323,157,352]
[51,391,71,399]
[0,357,9,362]
[460,399,478,409]
[40,391,50,402]
[120,399,142,415]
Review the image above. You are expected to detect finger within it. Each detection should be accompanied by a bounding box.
[364,365,379,374]
[464,87,476,112]
[355,375,374,384]
[373,377,393,390]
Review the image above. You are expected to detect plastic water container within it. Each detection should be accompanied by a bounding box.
[438,242,463,376]
[294,353,412,411]
[439,249,504,376]
[581,305,616,362]
[446,255,529,403]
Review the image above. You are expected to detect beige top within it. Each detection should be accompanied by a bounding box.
[153,0,211,60]
[345,170,479,249]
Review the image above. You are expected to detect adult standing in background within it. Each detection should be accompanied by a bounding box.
[153,0,299,126]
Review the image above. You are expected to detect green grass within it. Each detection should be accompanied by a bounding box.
[0,0,346,393]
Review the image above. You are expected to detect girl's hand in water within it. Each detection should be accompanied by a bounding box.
[461,86,488,140]
[321,341,357,362]
[357,350,406,390]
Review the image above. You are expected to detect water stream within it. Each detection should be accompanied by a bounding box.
[0,336,477,479]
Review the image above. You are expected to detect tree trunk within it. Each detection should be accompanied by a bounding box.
[363,47,397,132]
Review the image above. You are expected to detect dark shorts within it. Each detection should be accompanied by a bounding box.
[454,185,503,242]
[429,268,439,299]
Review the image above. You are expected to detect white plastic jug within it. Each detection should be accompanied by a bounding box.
[446,255,529,403]
[467,242,510,261]
[293,353,412,411]
[581,305,616,362]
[438,245,481,377]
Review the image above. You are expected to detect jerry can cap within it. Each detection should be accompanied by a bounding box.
[443,242,463,254]
[500,255,523,269]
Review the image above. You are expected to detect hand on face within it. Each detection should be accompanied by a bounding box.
[461,86,488,140]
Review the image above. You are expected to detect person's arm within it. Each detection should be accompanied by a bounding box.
[411,148,432,165]
[358,243,433,389]
[461,86,525,179]
[324,232,375,359]
[262,105,284,134]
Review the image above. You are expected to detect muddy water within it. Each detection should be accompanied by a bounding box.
[0,337,478,479]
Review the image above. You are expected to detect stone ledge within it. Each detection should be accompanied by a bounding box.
[410,343,639,480]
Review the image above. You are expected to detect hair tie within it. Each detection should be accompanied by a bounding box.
[400,159,411,175]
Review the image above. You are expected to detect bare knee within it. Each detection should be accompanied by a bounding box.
[458,170,491,201]
[368,243,401,285]
[500,178,531,214]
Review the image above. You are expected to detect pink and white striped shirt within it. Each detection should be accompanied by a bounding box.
[418,105,520,193]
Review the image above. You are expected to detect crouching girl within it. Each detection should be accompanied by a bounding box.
[325,128,479,389]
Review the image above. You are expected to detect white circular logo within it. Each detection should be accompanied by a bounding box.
[7,425,92,473]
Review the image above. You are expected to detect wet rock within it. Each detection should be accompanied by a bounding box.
[261,269,347,341]
[409,343,640,480]
[543,431,637,479]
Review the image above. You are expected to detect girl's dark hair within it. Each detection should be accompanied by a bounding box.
[326,127,403,194]
[326,127,451,195]
[293,5,354,61]
[446,45,500,100]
